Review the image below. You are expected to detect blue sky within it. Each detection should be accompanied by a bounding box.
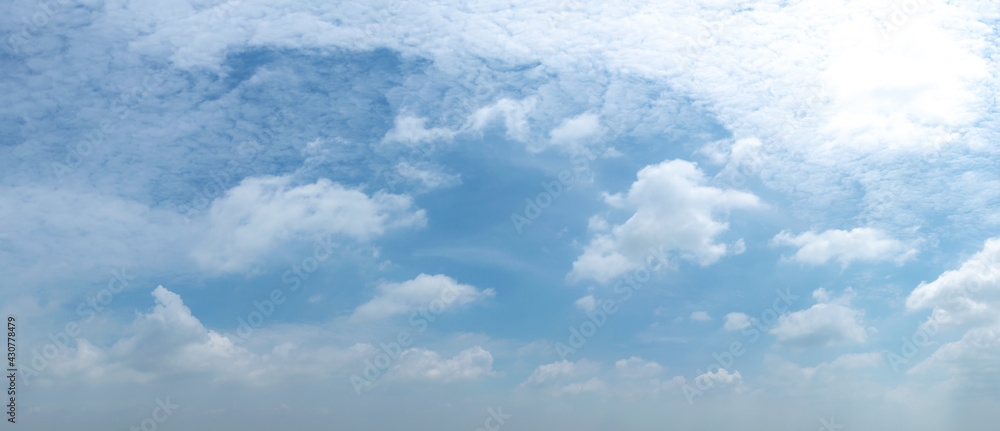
[2,0,1000,430]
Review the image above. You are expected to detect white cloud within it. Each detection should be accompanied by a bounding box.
[351,274,494,322]
[109,286,256,378]
[906,237,1000,327]
[574,295,597,312]
[570,159,761,283]
[192,175,426,273]
[723,312,750,331]
[690,311,711,322]
[546,112,603,154]
[388,346,495,382]
[465,97,536,142]
[382,115,456,145]
[692,368,743,392]
[126,0,1000,234]
[904,238,1000,389]
[45,285,480,388]
[587,215,609,233]
[393,161,461,190]
[615,356,663,379]
[770,288,868,348]
[772,228,918,267]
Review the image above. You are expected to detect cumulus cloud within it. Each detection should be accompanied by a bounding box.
[906,237,1000,327]
[772,228,918,267]
[770,288,868,347]
[109,286,257,378]
[904,238,1000,388]
[388,346,495,382]
[570,159,761,283]
[723,312,750,331]
[351,274,494,322]
[192,175,426,273]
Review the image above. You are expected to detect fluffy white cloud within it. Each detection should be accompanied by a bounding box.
[690,311,711,322]
[906,237,1000,327]
[904,238,1000,389]
[351,274,494,322]
[570,159,761,283]
[388,346,495,382]
[770,288,868,347]
[723,312,750,331]
[109,286,256,378]
[772,228,918,267]
[192,175,426,273]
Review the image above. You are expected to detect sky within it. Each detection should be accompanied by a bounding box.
[1,0,999,430]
